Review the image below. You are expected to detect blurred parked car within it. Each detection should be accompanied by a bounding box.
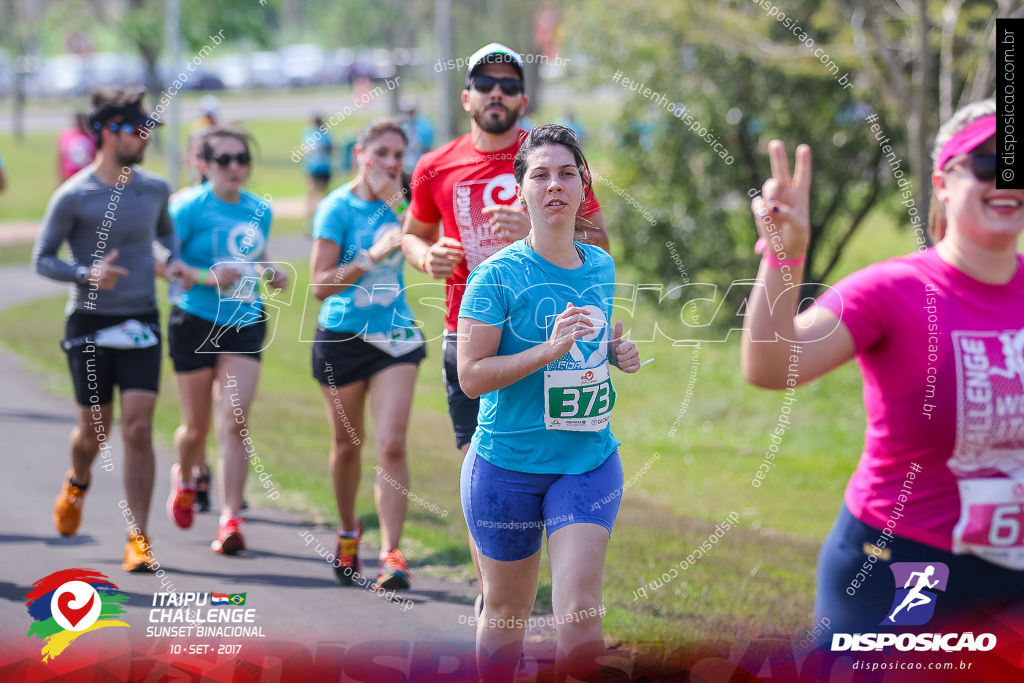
[249,51,285,89]
[279,44,326,87]
[369,48,397,80]
[29,52,144,97]
[0,50,12,97]
[324,48,355,85]
[82,52,145,91]
[41,54,87,96]
[183,71,225,91]
[208,54,249,90]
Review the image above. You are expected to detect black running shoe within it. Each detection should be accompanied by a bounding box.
[195,473,211,512]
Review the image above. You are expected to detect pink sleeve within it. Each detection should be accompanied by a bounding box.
[812,264,889,352]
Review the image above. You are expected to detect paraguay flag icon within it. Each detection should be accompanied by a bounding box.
[25,569,129,662]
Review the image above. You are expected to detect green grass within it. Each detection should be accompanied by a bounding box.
[0,204,912,653]
[0,241,36,266]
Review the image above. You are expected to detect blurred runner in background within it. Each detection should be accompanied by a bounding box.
[302,113,334,223]
[57,112,96,183]
[399,97,435,175]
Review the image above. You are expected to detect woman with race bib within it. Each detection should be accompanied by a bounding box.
[458,124,641,680]
[166,127,288,555]
[310,118,425,591]
[741,98,1024,639]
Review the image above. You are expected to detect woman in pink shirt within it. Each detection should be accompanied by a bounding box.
[57,113,96,182]
[742,98,1024,639]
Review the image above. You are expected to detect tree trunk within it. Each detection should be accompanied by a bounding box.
[139,43,161,103]
[939,0,964,121]
[909,0,932,245]
[12,70,25,140]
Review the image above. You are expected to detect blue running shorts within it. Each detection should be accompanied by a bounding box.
[461,448,623,562]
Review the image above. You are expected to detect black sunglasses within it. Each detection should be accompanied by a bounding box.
[948,154,996,182]
[468,75,524,96]
[209,152,252,167]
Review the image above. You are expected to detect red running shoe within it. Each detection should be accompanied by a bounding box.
[167,464,195,529]
[211,516,245,555]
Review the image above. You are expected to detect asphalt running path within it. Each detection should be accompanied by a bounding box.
[0,245,543,677]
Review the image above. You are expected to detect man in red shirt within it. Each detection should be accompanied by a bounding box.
[404,42,607,453]
[402,42,608,607]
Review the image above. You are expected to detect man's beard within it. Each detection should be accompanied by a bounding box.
[472,104,518,135]
[117,146,145,167]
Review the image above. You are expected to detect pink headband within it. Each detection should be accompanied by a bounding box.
[934,114,996,172]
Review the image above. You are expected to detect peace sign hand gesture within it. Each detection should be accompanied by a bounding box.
[749,140,812,258]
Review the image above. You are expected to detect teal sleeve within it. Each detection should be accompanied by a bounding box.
[312,195,343,248]
[460,263,510,330]
[169,194,194,246]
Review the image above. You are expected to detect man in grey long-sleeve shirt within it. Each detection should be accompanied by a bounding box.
[33,87,191,573]
[34,155,177,314]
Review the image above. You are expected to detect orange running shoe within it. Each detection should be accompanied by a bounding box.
[53,476,87,537]
[334,520,362,586]
[374,548,411,590]
[123,532,156,573]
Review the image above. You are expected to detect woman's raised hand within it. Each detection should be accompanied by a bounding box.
[368,227,405,264]
[749,140,812,258]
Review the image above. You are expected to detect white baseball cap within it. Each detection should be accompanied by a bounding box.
[465,43,524,85]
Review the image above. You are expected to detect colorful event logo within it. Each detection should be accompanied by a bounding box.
[25,569,129,662]
[883,562,950,627]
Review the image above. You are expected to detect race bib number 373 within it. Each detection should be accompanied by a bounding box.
[544,363,615,432]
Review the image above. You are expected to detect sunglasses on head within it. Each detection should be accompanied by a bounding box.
[208,152,252,167]
[947,153,996,182]
[468,75,524,96]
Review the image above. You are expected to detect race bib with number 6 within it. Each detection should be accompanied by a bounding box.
[543,362,615,432]
[952,478,1024,570]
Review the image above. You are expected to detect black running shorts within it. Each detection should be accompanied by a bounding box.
[63,310,162,407]
[167,305,266,373]
[312,327,425,388]
[442,331,479,450]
